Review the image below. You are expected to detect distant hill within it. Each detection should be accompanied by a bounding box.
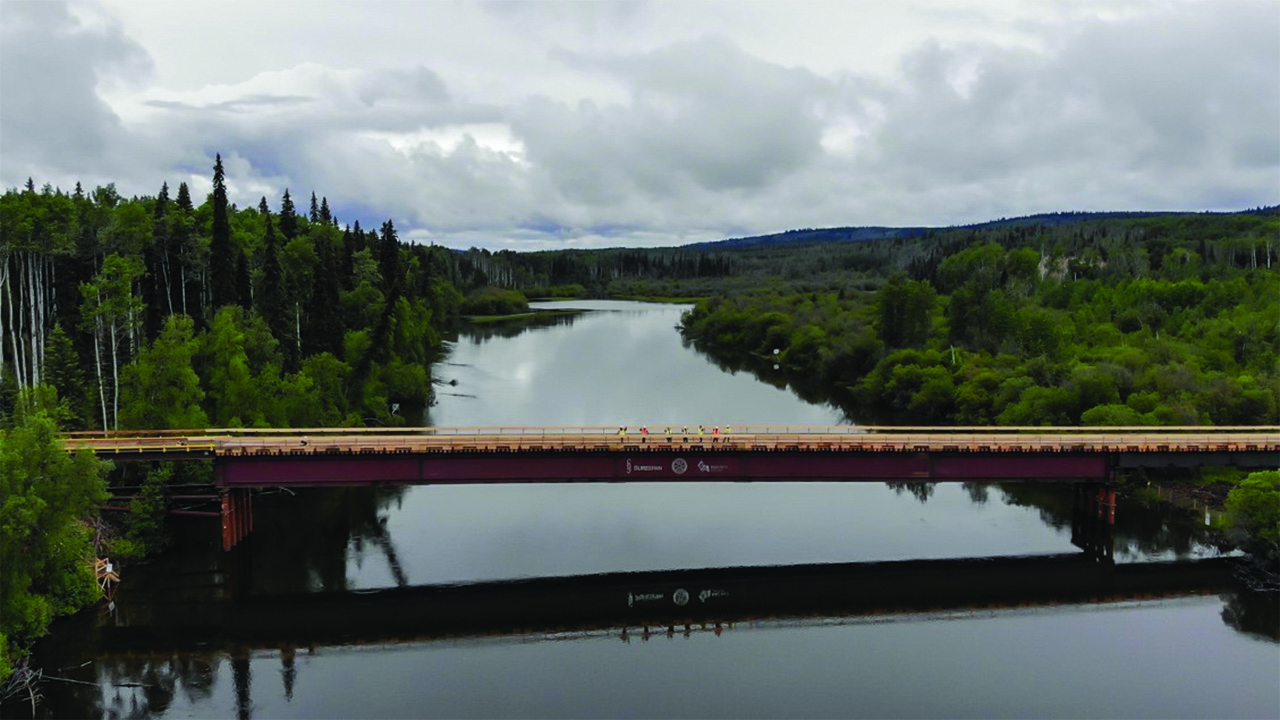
[682,206,1280,251]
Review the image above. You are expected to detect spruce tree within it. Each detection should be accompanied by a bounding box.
[379,220,401,295]
[43,324,89,428]
[309,191,319,223]
[143,182,170,339]
[279,188,298,241]
[209,154,236,308]
[236,249,252,310]
[257,212,289,347]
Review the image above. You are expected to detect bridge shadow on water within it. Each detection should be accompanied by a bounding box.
[25,549,1278,720]
[21,480,1278,720]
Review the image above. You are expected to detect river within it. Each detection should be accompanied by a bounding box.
[23,301,1280,718]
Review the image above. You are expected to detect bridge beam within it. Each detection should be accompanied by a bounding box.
[213,451,1114,488]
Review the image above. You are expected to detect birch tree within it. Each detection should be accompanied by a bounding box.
[80,254,144,429]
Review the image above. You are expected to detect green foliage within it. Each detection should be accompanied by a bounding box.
[119,315,207,429]
[461,287,530,316]
[112,464,172,562]
[678,211,1280,426]
[1225,470,1280,547]
[875,274,936,348]
[0,386,109,679]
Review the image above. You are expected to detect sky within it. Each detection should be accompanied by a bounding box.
[1,0,1277,250]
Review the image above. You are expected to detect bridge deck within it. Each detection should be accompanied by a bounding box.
[63,425,1280,458]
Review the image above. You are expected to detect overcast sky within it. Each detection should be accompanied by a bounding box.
[1,0,1276,250]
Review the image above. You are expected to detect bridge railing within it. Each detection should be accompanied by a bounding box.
[61,426,1280,456]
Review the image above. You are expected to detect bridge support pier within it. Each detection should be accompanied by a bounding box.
[1071,482,1115,561]
[221,488,254,551]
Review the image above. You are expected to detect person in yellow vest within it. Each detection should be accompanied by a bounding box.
[697,425,704,442]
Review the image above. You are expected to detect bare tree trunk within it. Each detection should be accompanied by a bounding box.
[94,312,107,430]
[162,251,174,316]
[0,253,8,385]
[27,252,40,387]
[181,263,188,315]
[0,256,15,389]
[35,253,46,384]
[109,317,119,430]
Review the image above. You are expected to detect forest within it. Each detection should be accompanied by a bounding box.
[1,160,1277,683]
[677,213,1280,427]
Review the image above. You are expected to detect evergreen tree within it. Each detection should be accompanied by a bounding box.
[209,154,235,308]
[257,213,291,354]
[143,182,170,339]
[319,197,332,225]
[236,248,252,310]
[309,191,319,223]
[172,182,198,320]
[42,323,88,429]
[379,220,401,295]
[279,188,298,241]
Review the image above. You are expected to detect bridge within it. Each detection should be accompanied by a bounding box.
[66,425,1279,549]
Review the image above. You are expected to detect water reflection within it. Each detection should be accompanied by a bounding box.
[455,309,585,343]
[21,553,1268,720]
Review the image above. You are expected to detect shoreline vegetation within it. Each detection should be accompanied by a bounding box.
[2,163,1276,684]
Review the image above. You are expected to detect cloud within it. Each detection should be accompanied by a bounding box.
[515,37,828,200]
[145,94,315,113]
[0,0,152,187]
[2,0,1275,250]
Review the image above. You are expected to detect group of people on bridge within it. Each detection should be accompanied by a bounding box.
[619,425,731,443]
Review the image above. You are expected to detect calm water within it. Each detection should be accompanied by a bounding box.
[24,301,1280,719]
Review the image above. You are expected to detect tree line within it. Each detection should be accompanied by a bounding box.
[678,212,1280,427]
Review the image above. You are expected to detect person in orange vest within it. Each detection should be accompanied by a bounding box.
[641,426,648,443]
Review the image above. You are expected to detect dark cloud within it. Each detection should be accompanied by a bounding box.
[0,0,151,186]
[145,94,315,113]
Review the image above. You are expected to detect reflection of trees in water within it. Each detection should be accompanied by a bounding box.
[885,481,936,503]
[456,311,584,343]
[1220,590,1280,642]
[249,486,408,594]
[685,340,858,421]
[995,483,1234,559]
[884,482,987,505]
[31,653,219,720]
[963,482,991,505]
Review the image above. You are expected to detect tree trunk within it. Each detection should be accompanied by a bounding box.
[94,313,108,430]
[109,317,120,430]
[27,252,40,387]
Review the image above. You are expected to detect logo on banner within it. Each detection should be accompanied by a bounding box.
[671,458,688,475]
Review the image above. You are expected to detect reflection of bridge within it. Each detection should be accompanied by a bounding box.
[82,554,1238,657]
[67,426,1278,548]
